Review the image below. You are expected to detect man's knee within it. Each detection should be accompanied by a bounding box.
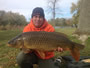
[16,51,26,65]
[16,51,38,68]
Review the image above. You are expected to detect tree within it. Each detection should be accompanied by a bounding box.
[65,18,73,27]
[47,0,60,27]
[48,18,67,27]
[0,11,6,25]
[75,0,90,35]
[70,0,82,28]
[0,11,27,26]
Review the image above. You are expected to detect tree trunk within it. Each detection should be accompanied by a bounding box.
[52,3,56,28]
[75,0,90,35]
[52,0,56,28]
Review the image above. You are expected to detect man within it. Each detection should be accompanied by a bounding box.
[16,7,63,68]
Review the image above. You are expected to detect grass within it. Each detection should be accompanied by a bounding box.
[0,29,22,68]
[0,28,90,68]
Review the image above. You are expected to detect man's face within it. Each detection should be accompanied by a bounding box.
[32,15,44,28]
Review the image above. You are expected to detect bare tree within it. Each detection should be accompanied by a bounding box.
[47,0,60,27]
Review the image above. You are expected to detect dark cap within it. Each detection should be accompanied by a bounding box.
[31,7,45,18]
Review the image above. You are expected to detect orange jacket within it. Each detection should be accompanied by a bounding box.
[23,19,55,59]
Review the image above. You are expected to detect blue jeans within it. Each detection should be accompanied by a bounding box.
[16,51,60,68]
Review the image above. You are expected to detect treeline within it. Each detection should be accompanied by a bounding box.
[48,18,74,27]
[0,10,27,30]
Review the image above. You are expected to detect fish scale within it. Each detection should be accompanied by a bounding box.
[23,32,57,50]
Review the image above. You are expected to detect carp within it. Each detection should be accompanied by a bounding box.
[8,31,85,61]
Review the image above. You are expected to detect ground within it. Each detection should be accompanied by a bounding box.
[0,28,90,68]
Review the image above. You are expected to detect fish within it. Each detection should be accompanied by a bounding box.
[8,31,85,61]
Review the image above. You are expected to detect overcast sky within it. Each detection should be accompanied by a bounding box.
[0,0,78,21]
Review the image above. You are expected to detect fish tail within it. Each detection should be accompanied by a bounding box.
[70,42,84,61]
[70,48,80,61]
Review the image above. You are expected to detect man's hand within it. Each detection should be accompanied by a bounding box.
[54,47,63,52]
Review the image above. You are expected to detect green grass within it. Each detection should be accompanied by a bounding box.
[0,28,90,68]
[0,29,22,68]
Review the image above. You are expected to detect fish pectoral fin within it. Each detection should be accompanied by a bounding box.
[70,48,80,62]
[36,50,45,59]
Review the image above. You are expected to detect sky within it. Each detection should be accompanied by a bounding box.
[0,0,78,21]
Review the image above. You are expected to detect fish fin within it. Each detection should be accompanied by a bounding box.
[36,50,45,59]
[70,48,80,61]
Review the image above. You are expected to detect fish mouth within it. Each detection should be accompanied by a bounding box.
[8,41,12,44]
[7,41,15,47]
[7,44,12,47]
[7,44,17,48]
